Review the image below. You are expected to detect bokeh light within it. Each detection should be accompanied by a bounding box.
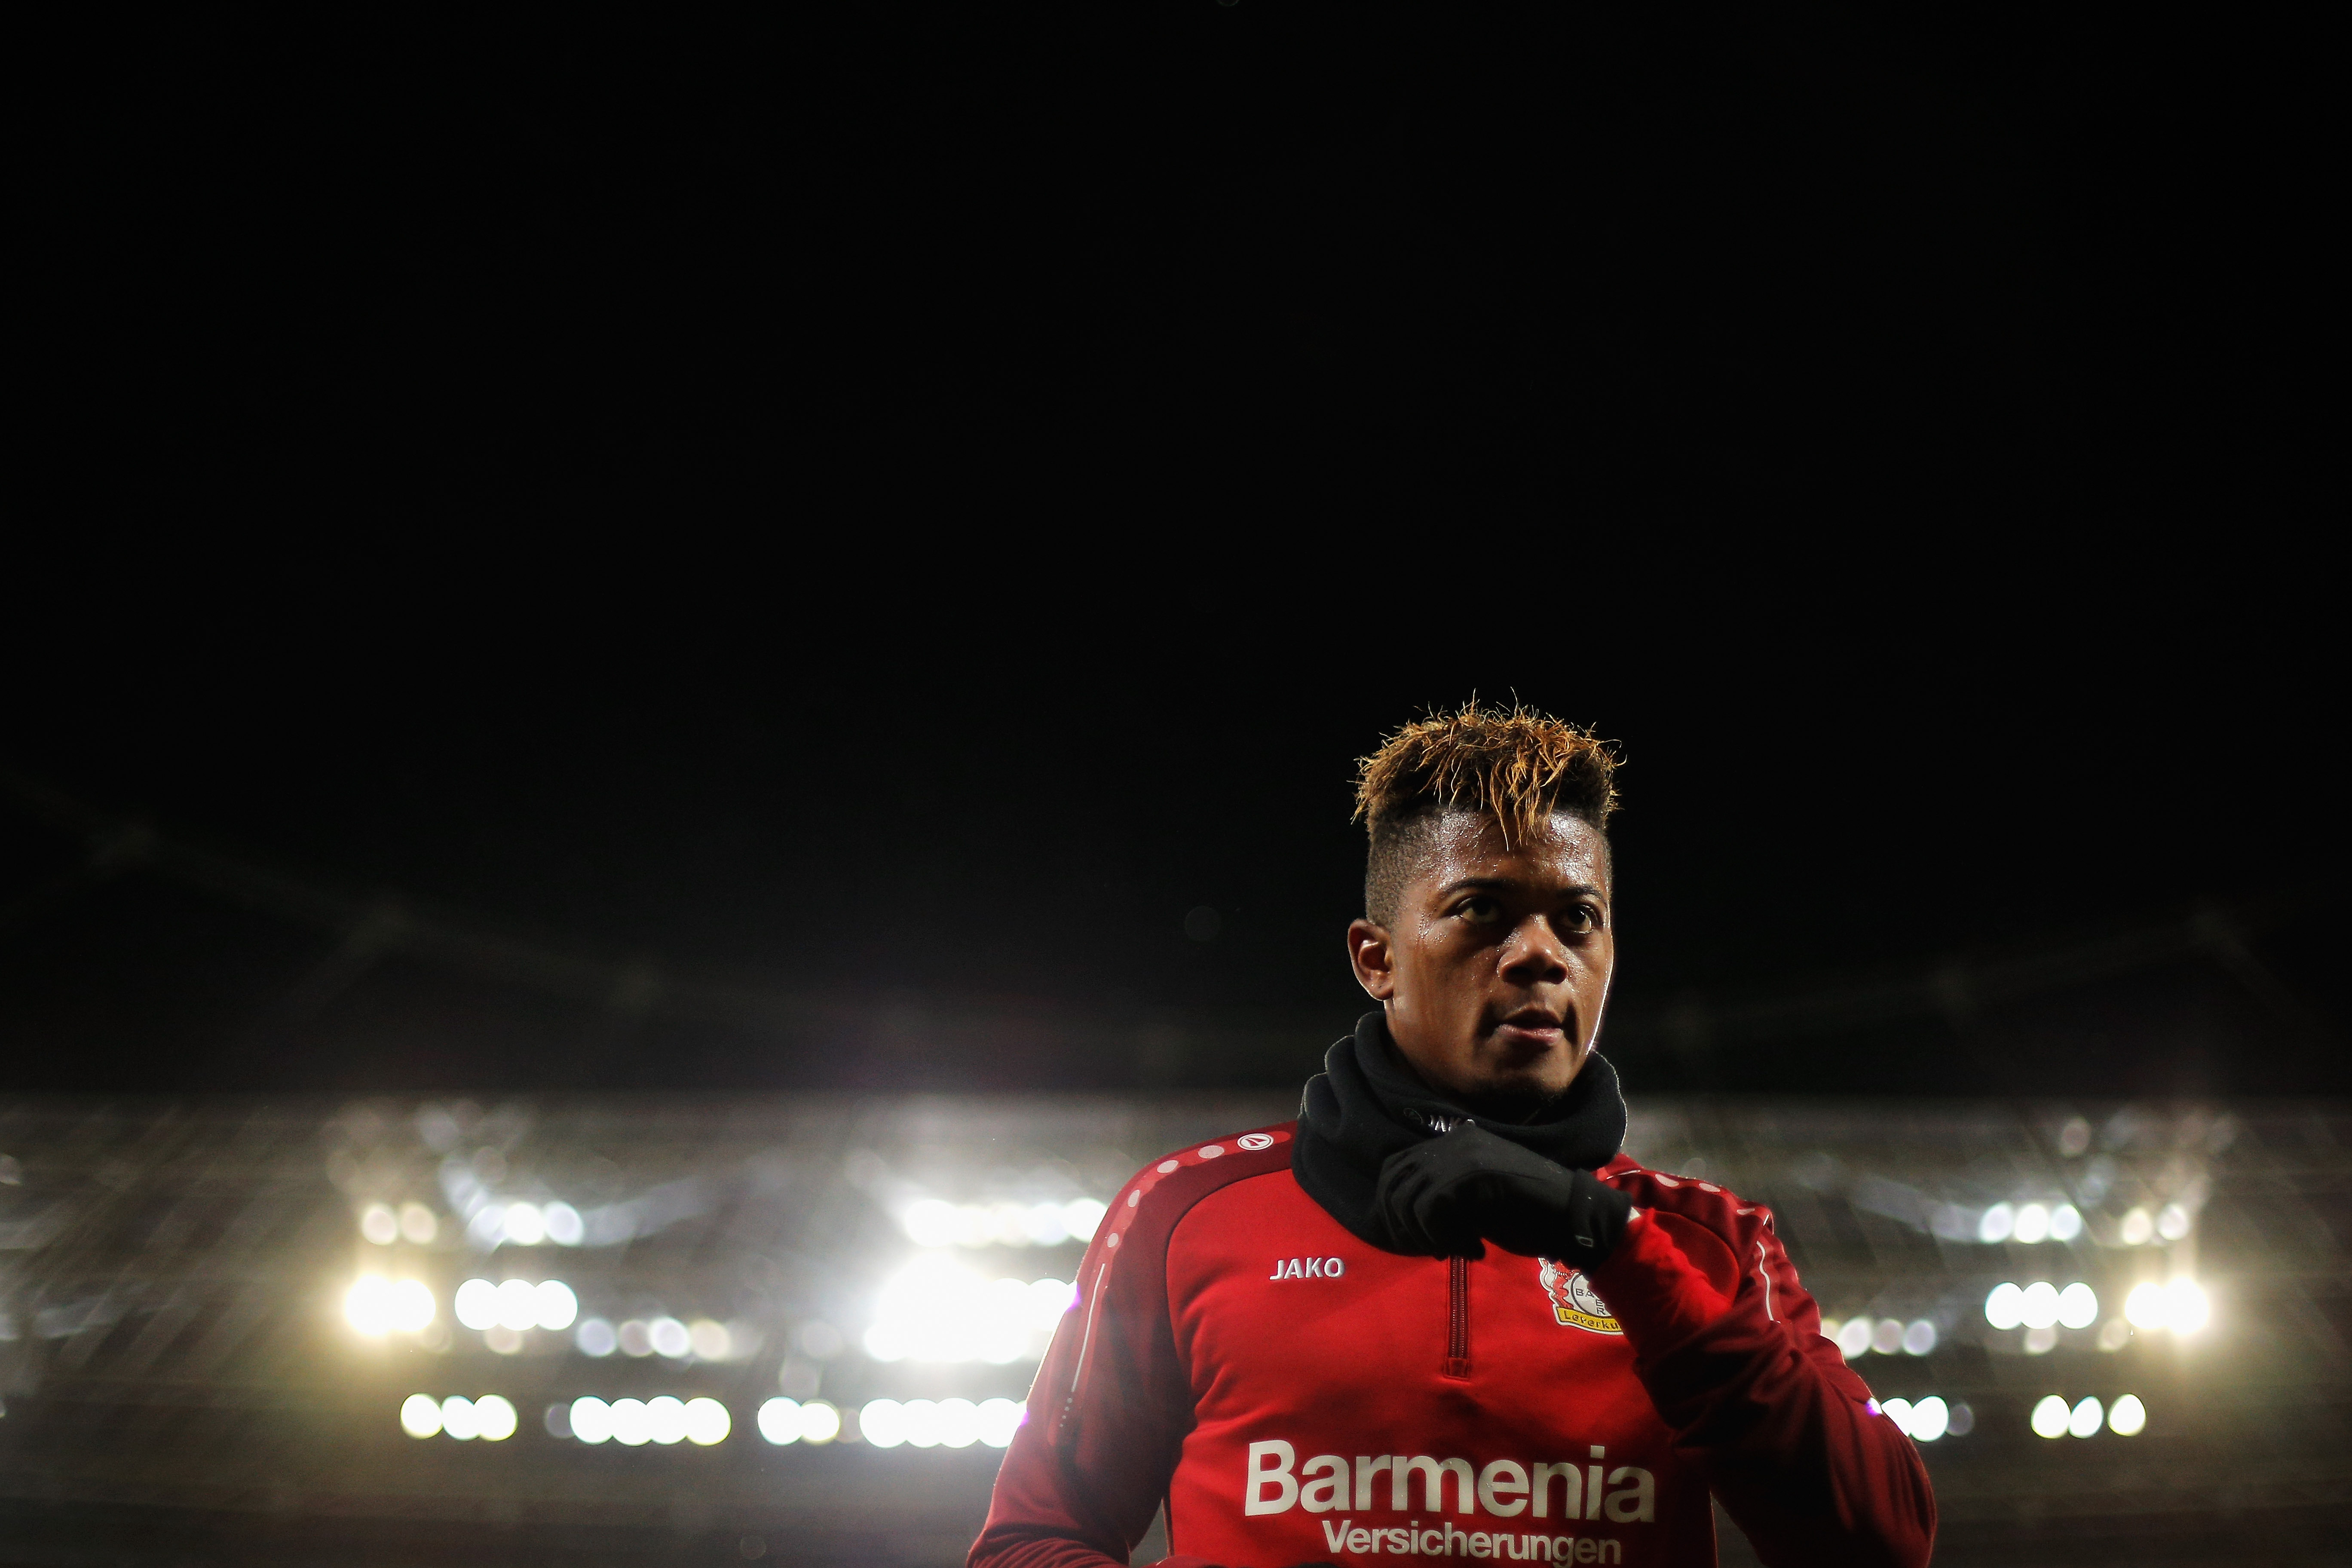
[645,1396,687,1445]
[684,1397,731,1445]
[2019,1281,2061,1329]
[861,1399,907,1448]
[799,1400,842,1444]
[610,1398,650,1446]
[1984,1283,2024,1330]
[901,1196,1108,1248]
[2048,1204,2083,1242]
[1978,1203,2016,1243]
[503,1204,546,1246]
[533,1280,578,1332]
[399,1202,439,1243]
[1909,1396,1949,1441]
[400,1394,443,1438]
[2031,1395,2070,1438]
[570,1397,614,1445]
[576,1318,617,1357]
[649,1317,691,1359]
[441,1396,481,1441]
[2108,1394,2147,1435]
[977,1397,1024,1448]
[864,1258,1072,1364]
[475,1394,518,1441]
[759,1398,805,1444]
[494,1279,539,1332]
[454,1279,499,1332]
[2068,1396,2104,1438]
[360,1204,399,1245]
[2057,1283,2100,1330]
[2013,1204,2051,1244]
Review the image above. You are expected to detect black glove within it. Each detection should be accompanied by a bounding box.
[1375,1122,1632,1264]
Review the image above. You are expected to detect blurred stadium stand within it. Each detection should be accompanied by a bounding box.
[2,1093,2346,1567]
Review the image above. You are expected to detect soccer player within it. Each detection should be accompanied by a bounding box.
[971,706,1934,1568]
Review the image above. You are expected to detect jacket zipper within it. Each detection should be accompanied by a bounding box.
[1443,1255,1471,1380]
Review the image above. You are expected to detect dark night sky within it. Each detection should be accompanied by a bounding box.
[6,9,2341,1100]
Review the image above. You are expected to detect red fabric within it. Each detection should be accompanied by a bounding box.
[970,1124,1933,1568]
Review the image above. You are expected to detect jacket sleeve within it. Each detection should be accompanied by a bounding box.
[968,1175,1197,1568]
[1588,1200,1936,1568]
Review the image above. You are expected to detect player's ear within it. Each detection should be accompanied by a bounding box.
[1347,919,1396,1000]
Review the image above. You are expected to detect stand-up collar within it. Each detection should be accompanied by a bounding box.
[1292,1010,1627,1253]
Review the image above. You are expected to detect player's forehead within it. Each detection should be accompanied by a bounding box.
[1415,809,1609,894]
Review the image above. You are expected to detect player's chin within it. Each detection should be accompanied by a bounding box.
[1473,1033,1580,1096]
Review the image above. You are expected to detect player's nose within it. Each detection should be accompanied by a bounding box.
[1498,916,1572,984]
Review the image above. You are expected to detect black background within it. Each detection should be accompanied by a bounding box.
[7,6,2340,1099]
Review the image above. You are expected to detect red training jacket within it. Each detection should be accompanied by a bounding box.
[971,1122,1933,1568]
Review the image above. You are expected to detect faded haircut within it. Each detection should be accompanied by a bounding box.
[1353,702,1620,925]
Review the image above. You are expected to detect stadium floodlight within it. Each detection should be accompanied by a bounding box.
[1977,1204,2016,1243]
[2107,1394,2147,1436]
[360,1204,399,1245]
[2119,1207,2154,1246]
[2163,1278,2211,1332]
[1908,1396,1949,1442]
[2067,1396,2104,1439]
[1062,1198,1107,1241]
[902,1200,958,1248]
[2125,1279,2210,1333]
[799,1400,842,1444]
[2012,1204,2051,1244]
[1879,1397,1914,1436]
[1984,1283,2024,1330]
[1901,1320,1936,1356]
[400,1394,444,1438]
[542,1201,584,1246]
[2048,1204,2083,1242]
[399,1202,440,1243]
[576,1317,618,1357]
[2030,1395,2070,1439]
[902,1398,943,1448]
[1835,1317,1873,1360]
[2156,1203,2192,1241]
[503,1204,546,1246]
[346,1277,435,1336]
[609,1398,651,1446]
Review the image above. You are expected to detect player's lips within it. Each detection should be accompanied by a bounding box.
[1490,1008,1569,1045]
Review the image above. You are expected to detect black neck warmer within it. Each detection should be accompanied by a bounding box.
[1292,1010,1628,1253]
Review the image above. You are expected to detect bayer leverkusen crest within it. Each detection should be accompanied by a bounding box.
[1538,1258,1623,1335]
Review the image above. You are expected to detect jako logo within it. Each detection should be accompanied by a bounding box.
[1244,1439,1655,1523]
[1270,1257,1345,1281]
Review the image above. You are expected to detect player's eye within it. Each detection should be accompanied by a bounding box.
[1456,897,1502,925]
[1559,905,1599,935]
